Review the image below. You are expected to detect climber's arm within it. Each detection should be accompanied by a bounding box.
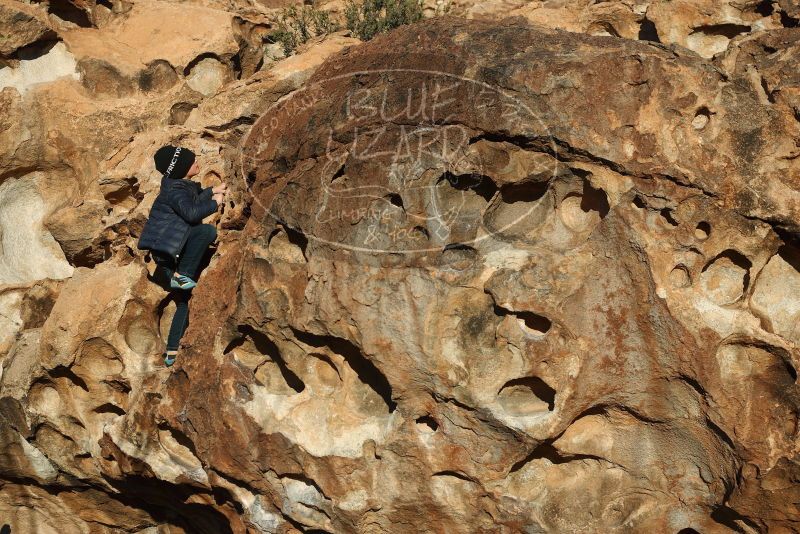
[168,185,218,224]
[198,186,214,202]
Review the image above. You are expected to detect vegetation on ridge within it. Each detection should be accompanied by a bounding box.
[344,0,426,41]
[271,0,446,56]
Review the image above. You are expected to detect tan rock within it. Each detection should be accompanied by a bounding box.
[750,247,800,345]
[65,0,239,72]
[184,33,360,129]
[0,41,79,95]
[0,172,74,287]
[60,0,240,98]
[0,482,179,533]
[45,199,108,265]
[509,0,643,38]
[185,55,233,96]
[647,0,782,58]
[2,5,800,534]
[0,0,54,58]
[217,16,799,530]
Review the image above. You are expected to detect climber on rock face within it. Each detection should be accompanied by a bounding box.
[137,145,227,366]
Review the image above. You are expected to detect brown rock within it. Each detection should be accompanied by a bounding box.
[0,0,54,58]
[184,33,360,129]
[2,6,800,534]
[62,0,240,96]
[157,15,800,531]
[647,0,781,58]
[509,0,643,39]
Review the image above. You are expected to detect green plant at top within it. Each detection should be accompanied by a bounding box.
[344,0,425,41]
[271,5,340,57]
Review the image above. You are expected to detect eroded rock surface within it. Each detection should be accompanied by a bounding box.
[1,1,800,533]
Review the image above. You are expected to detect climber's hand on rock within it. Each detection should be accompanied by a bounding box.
[213,193,225,208]
[212,183,228,195]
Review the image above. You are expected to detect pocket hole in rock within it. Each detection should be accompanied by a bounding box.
[93,403,126,416]
[516,311,552,335]
[330,163,346,184]
[442,171,498,202]
[692,107,711,130]
[498,376,556,415]
[482,180,554,238]
[104,178,141,205]
[225,325,305,393]
[659,208,679,227]
[432,470,474,482]
[282,223,309,259]
[120,300,159,356]
[776,242,800,269]
[13,38,59,61]
[687,24,751,57]
[47,0,92,27]
[509,442,566,472]
[28,381,61,416]
[493,303,551,336]
[441,243,477,270]
[139,60,179,93]
[755,0,774,16]
[695,221,711,240]
[169,102,198,126]
[580,180,610,217]
[669,265,691,288]
[157,423,200,458]
[49,366,89,392]
[267,226,307,263]
[291,328,396,412]
[700,249,752,305]
[413,225,430,239]
[385,193,404,210]
[499,181,548,204]
[416,415,439,433]
[589,20,621,37]
[559,181,609,232]
[638,17,660,42]
[102,377,131,395]
[307,353,341,390]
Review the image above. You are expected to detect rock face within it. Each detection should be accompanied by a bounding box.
[2,1,800,533]
[0,0,54,58]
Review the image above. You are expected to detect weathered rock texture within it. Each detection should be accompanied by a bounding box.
[2,0,800,533]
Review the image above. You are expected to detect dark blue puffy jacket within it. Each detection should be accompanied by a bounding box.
[137,176,218,259]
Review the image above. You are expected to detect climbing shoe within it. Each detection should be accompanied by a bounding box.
[164,351,178,367]
[170,273,197,290]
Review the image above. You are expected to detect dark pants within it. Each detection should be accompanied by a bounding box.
[175,223,218,279]
[166,291,191,352]
[153,224,217,351]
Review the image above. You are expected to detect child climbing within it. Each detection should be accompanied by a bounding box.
[137,145,227,367]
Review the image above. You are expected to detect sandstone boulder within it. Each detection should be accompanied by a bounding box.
[133,15,798,532]
[647,0,781,58]
[62,0,240,97]
[0,0,55,59]
[1,5,800,534]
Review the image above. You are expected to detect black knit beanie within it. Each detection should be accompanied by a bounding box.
[154,145,196,179]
